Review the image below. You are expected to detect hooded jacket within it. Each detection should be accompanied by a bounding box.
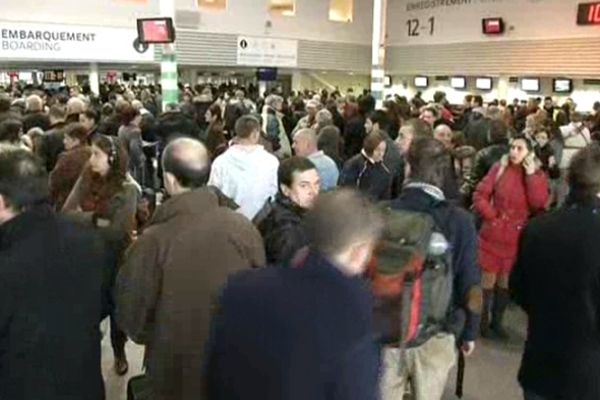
[209,144,279,220]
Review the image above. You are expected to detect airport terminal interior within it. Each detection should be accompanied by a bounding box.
[1,0,600,399]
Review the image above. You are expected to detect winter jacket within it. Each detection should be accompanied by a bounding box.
[344,115,366,158]
[206,251,381,400]
[22,110,51,132]
[118,124,146,186]
[474,162,549,274]
[38,121,67,172]
[116,189,265,400]
[49,145,92,210]
[511,203,600,400]
[340,151,392,202]
[209,144,279,220]
[256,194,308,265]
[463,112,490,151]
[62,173,139,290]
[0,207,106,400]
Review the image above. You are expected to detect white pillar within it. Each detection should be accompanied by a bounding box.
[89,63,100,96]
[291,71,303,93]
[160,0,178,110]
[371,0,388,109]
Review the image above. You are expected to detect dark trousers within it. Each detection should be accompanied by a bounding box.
[110,313,127,358]
[524,391,552,400]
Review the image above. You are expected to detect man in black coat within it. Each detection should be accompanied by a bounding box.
[0,148,106,400]
[206,190,384,400]
[255,156,320,265]
[38,104,68,172]
[510,144,600,400]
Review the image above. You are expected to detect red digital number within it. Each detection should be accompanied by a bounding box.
[590,4,600,23]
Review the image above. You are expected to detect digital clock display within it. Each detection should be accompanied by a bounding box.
[577,2,600,25]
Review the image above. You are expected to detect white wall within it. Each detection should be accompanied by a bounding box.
[176,0,373,44]
[1,0,160,28]
[385,76,600,112]
[388,0,599,46]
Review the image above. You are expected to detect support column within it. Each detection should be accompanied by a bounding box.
[89,63,100,96]
[370,0,388,109]
[160,0,178,110]
[291,71,303,93]
[497,75,509,102]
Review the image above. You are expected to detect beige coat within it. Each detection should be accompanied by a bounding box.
[116,188,265,400]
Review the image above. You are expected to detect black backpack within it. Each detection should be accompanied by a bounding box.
[369,203,457,348]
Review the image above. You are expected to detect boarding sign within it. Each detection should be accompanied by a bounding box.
[237,36,298,68]
[0,21,155,63]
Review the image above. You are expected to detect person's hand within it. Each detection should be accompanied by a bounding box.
[548,156,556,167]
[461,341,476,357]
[523,153,536,175]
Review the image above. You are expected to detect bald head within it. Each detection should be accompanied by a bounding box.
[66,97,86,116]
[293,128,318,157]
[162,138,210,194]
[433,124,453,149]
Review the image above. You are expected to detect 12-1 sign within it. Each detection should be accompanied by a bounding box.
[577,2,600,25]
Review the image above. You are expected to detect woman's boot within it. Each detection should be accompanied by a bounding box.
[480,289,494,338]
[491,287,510,340]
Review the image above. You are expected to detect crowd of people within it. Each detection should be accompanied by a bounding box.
[1,80,600,400]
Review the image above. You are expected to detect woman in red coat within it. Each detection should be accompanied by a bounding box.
[474,135,549,339]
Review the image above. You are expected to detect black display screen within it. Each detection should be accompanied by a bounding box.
[577,2,600,25]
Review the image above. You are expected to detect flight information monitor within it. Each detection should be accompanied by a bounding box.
[577,2,600,25]
[137,18,175,44]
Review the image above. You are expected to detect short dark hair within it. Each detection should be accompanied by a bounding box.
[303,189,384,258]
[0,148,49,211]
[473,95,484,107]
[234,115,260,139]
[568,144,600,206]
[369,110,392,134]
[511,134,535,152]
[433,91,446,103]
[82,108,98,123]
[488,119,509,143]
[278,156,316,189]
[49,104,67,121]
[407,137,451,188]
[363,132,385,156]
[421,106,440,119]
[465,95,473,103]
[65,123,89,142]
[162,138,210,189]
[0,119,23,144]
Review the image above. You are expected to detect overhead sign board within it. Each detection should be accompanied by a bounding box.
[0,21,155,63]
[389,0,600,46]
[236,36,298,68]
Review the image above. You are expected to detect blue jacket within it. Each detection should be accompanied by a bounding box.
[391,186,481,342]
[206,251,381,400]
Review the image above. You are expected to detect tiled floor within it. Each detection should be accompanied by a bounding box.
[102,306,527,400]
